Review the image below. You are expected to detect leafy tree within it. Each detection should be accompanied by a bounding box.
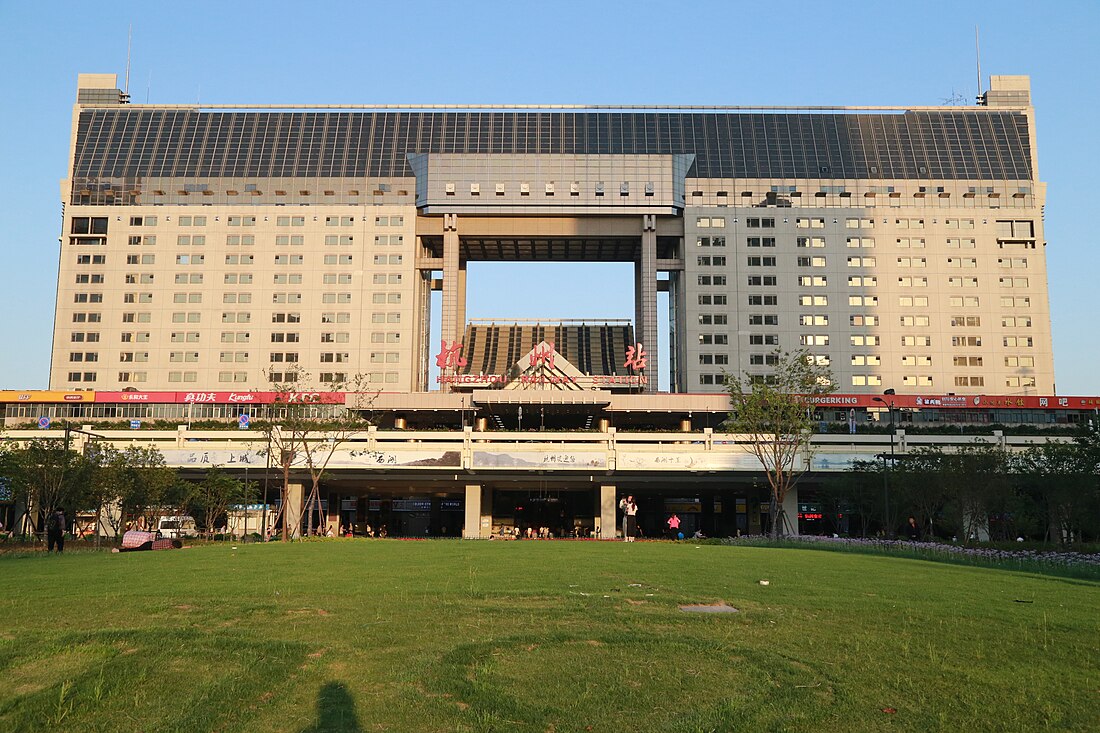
[191,468,252,537]
[83,442,121,544]
[927,442,1012,544]
[1070,421,1100,541]
[3,439,92,538]
[1014,436,1098,544]
[260,366,375,539]
[724,349,835,538]
[890,447,950,539]
[819,460,880,537]
[108,445,179,534]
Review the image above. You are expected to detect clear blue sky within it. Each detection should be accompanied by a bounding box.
[1,0,1097,394]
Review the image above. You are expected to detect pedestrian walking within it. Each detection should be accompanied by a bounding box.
[47,508,66,553]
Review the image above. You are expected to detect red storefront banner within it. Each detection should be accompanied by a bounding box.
[812,394,1100,411]
[6,391,1100,410]
[95,391,180,403]
[94,391,346,405]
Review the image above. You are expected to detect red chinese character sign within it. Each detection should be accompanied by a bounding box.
[624,343,647,372]
[435,340,467,370]
[530,341,556,370]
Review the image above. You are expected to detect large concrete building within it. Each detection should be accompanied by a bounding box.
[52,73,1052,396]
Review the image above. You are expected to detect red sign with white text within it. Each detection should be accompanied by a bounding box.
[6,391,1100,409]
[811,394,1100,411]
[95,391,179,403]
[94,391,345,404]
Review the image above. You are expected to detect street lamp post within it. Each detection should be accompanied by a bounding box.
[262,431,271,541]
[872,390,896,538]
[243,464,249,542]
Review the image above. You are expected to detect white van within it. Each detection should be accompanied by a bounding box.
[157,516,198,539]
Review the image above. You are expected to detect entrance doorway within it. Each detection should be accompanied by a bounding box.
[492,489,593,538]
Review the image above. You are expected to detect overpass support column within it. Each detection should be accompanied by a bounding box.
[635,215,658,392]
[597,485,618,540]
[701,492,715,537]
[286,482,304,538]
[781,485,800,537]
[463,484,480,538]
[441,213,463,349]
[430,496,442,536]
[464,484,492,538]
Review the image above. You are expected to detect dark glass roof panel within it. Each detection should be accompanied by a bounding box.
[73,109,1033,180]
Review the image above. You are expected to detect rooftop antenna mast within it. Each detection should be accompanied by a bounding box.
[975,26,983,105]
[124,24,132,96]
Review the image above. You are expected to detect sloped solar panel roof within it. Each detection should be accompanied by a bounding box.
[73,109,1033,181]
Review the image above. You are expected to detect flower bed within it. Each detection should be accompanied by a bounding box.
[719,534,1100,579]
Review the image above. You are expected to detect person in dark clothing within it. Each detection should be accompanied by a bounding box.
[904,516,922,541]
[618,495,638,542]
[47,508,66,553]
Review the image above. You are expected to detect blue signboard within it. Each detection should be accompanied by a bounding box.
[238,414,250,430]
[37,416,50,429]
[130,420,141,429]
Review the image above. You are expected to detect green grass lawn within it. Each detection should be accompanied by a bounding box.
[1,540,1096,732]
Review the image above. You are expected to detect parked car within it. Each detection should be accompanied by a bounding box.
[157,516,198,539]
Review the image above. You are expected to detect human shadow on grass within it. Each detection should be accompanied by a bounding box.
[299,682,362,733]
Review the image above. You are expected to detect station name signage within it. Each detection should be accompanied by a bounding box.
[435,374,649,386]
[433,340,648,388]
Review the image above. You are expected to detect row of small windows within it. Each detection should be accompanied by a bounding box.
[699,374,1015,388]
[128,233,404,248]
[691,216,989,231]
[446,181,656,197]
[114,272,403,287]
[83,252,400,267]
[692,324,1030,357]
[706,236,1011,252]
[266,371,401,384]
[696,256,1035,284]
[90,216,1014,235]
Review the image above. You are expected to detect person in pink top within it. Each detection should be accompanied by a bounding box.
[667,513,681,539]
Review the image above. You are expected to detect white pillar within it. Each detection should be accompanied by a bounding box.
[598,485,617,540]
[286,482,304,538]
[463,484,481,538]
[781,485,800,537]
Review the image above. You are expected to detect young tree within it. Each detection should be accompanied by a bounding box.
[83,442,121,545]
[4,439,91,539]
[933,442,1012,544]
[818,461,880,538]
[191,467,248,537]
[109,445,179,534]
[892,447,950,539]
[260,366,374,540]
[724,349,835,538]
